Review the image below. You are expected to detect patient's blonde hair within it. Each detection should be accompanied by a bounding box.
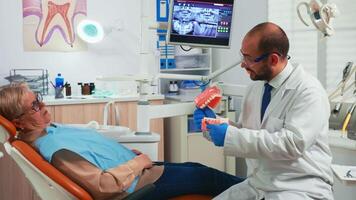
[0,82,29,121]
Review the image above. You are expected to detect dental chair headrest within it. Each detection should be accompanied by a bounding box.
[0,115,17,142]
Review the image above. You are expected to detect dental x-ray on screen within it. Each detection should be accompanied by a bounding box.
[167,0,235,48]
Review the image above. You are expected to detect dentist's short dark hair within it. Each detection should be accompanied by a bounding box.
[247,22,289,59]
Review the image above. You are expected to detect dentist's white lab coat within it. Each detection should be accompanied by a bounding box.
[214,63,334,200]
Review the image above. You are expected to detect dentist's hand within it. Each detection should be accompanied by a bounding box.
[193,107,216,130]
[207,123,228,147]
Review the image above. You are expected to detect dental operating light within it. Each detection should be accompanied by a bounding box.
[77,19,104,43]
[297,0,339,37]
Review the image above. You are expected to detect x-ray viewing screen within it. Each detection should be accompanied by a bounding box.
[167,0,235,48]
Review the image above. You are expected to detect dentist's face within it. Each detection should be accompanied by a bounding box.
[240,35,273,81]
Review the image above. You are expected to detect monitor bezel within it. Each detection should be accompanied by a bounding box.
[166,0,235,49]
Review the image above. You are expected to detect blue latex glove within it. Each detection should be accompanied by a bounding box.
[193,107,216,130]
[206,123,228,147]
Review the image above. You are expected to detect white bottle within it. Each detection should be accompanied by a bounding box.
[169,81,174,93]
[173,81,179,93]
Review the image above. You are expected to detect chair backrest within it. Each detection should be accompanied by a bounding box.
[0,115,93,200]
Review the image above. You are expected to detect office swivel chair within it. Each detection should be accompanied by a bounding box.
[0,115,211,200]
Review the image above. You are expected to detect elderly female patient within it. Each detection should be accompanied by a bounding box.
[0,83,243,200]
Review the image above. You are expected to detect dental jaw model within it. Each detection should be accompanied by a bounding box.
[195,86,229,140]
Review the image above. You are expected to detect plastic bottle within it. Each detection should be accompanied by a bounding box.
[55,73,64,87]
[65,84,72,96]
[169,81,174,93]
[89,82,95,94]
[173,81,179,93]
[77,82,83,95]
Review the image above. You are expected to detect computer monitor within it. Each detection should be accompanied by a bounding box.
[167,0,235,48]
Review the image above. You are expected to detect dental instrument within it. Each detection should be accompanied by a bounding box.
[341,103,356,133]
[329,62,356,101]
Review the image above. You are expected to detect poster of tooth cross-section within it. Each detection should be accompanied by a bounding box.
[23,0,87,51]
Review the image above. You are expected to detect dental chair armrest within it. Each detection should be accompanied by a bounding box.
[123,184,155,200]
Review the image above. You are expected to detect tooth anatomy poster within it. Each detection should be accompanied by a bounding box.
[23,0,87,51]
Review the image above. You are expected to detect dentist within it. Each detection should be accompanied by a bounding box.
[194,22,333,200]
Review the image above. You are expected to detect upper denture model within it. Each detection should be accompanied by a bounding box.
[194,86,222,109]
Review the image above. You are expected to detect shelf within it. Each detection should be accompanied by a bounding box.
[160,68,210,72]
[175,53,209,58]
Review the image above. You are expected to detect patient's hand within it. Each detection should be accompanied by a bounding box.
[131,149,142,155]
[136,154,153,169]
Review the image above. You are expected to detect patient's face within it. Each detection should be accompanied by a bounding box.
[19,91,51,132]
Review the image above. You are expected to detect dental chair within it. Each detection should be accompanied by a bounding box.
[0,114,153,200]
[0,115,211,200]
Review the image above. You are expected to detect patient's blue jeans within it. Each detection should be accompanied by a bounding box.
[142,162,245,200]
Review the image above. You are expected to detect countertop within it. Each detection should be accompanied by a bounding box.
[328,129,356,151]
[43,94,165,106]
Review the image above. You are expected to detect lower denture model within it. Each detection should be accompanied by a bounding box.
[201,117,229,132]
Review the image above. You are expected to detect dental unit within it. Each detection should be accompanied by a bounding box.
[328,62,356,138]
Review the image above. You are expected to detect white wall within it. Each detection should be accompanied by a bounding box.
[0,0,157,87]
[0,0,267,90]
[213,0,268,86]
